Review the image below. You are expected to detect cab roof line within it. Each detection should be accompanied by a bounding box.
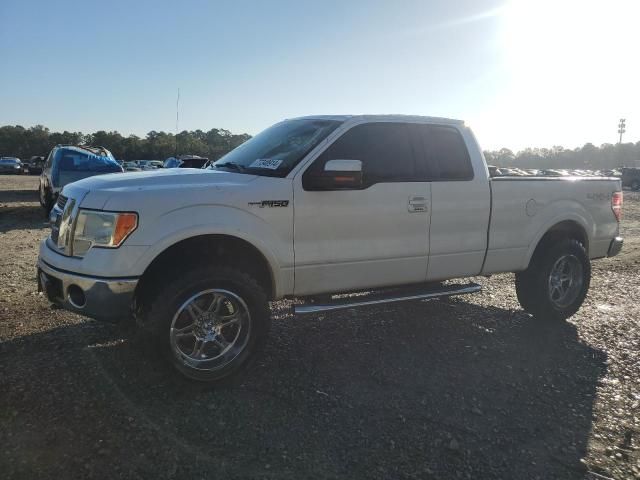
[288,114,464,125]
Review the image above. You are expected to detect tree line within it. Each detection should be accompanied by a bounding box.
[1,124,639,169]
[484,142,640,170]
[0,125,251,161]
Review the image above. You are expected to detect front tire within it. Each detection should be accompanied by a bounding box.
[515,238,591,321]
[39,183,54,215]
[138,266,270,383]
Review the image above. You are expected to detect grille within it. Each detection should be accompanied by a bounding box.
[56,194,68,210]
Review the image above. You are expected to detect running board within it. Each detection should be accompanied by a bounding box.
[294,283,481,315]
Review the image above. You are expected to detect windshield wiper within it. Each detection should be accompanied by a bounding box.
[214,162,246,172]
[213,161,284,177]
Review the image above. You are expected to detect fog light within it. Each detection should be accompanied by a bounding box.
[67,284,86,308]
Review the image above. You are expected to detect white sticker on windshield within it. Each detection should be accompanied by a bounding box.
[250,158,283,170]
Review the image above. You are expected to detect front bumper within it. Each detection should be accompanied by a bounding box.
[37,258,138,322]
[607,236,624,257]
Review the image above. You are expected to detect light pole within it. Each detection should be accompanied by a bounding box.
[618,118,626,144]
[175,88,180,157]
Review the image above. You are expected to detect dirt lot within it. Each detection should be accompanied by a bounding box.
[1,175,639,480]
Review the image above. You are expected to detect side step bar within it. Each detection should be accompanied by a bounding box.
[294,282,481,315]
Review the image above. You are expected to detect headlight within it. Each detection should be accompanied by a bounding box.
[72,210,138,257]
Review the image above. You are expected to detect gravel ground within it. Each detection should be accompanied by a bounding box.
[0,175,638,480]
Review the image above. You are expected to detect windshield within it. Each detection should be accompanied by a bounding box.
[55,148,121,172]
[209,119,342,176]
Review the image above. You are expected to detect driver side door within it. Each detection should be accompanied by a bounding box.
[292,122,431,296]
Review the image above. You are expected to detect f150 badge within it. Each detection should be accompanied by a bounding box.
[248,200,290,208]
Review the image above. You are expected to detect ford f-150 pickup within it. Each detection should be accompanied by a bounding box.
[37,115,624,383]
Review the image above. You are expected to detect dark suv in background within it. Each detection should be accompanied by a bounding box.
[621,167,640,191]
[39,145,123,213]
[26,156,45,175]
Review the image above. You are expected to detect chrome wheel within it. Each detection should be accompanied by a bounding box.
[547,254,583,309]
[169,289,251,372]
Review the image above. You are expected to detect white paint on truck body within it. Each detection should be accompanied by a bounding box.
[38,115,622,300]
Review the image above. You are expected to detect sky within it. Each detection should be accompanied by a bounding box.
[0,0,638,151]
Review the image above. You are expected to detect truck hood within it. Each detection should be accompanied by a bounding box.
[62,169,259,210]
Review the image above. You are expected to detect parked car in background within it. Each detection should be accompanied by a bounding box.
[149,160,164,169]
[132,160,162,170]
[621,167,640,190]
[0,157,23,174]
[164,155,209,169]
[490,168,620,179]
[39,145,123,213]
[123,161,142,172]
[27,156,45,175]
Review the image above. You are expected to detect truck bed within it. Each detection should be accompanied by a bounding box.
[482,175,621,274]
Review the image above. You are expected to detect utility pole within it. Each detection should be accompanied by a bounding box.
[618,118,626,144]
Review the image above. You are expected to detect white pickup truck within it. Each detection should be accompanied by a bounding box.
[37,115,624,383]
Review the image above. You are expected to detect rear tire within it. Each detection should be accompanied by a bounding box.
[137,266,271,383]
[515,238,590,321]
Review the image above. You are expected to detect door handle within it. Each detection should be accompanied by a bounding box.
[408,195,427,212]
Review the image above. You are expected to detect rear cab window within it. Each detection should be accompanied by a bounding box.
[414,124,474,181]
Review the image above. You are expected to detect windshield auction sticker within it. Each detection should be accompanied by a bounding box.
[250,158,283,170]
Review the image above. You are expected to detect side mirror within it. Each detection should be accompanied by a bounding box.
[304,159,363,190]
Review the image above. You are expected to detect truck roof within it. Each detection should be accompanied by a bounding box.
[289,114,464,125]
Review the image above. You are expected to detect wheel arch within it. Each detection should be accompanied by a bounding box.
[525,219,589,269]
[134,234,277,311]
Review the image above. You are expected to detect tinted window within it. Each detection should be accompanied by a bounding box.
[313,123,415,183]
[419,125,473,181]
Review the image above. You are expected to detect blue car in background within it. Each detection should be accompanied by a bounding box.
[39,145,123,213]
[0,157,24,174]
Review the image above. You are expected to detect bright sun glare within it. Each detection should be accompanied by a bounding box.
[472,0,640,150]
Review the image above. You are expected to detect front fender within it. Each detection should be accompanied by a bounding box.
[126,204,294,297]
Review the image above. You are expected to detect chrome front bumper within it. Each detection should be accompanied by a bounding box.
[37,258,138,322]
